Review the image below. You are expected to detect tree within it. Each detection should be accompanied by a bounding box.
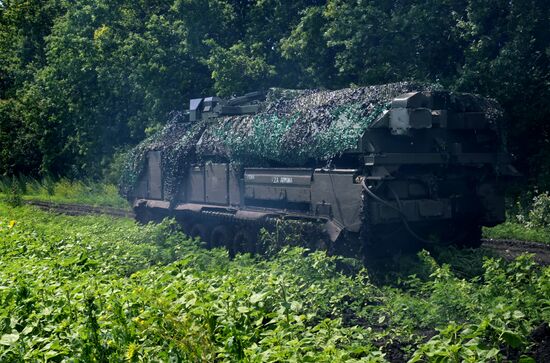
[455,0,550,185]
[0,0,548,187]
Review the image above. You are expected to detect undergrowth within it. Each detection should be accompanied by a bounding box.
[484,191,550,244]
[0,176,128,209]
[483,222,549,244]
[0,203,548,362]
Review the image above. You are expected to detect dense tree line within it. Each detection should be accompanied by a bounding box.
[0,0,548,186]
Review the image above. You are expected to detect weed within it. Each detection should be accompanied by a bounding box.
[0,202,547,361]
[485,190,550,243]
[5,177,22,207]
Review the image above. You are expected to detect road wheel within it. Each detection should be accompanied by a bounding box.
[190,223,210,246]
[233,228,258,255]
[134,206,153,224]
[175,214,193,235]
[454,224,483,249]
[210,225,233,250]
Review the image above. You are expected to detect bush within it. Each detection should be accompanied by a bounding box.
[526,191,550,229]
[102,148,131,185]
[485,190,550,242]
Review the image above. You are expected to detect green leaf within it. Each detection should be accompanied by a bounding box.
[250,292,266,304]
[518,356,536,363]
[501,331,523,348]
[0,333,19,346]
[485,348,499,359]
[237,306,250,313]
[290,301,302,312]
[512,310,525,320]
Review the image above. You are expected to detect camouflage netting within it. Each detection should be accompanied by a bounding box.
[119,114,206,199]
[120,82,503,201]
[195,83,439,164]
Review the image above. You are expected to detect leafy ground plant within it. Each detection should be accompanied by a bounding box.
[0,203,548,362]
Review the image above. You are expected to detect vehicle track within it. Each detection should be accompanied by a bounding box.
[26,200,550,264]
[25,200,135,218]
[481,238,550,265]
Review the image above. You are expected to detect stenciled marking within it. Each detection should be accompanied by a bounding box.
[245,174,255,180]
[272,176,294,184]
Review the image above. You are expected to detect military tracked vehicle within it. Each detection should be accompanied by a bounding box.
[120,83,517,255]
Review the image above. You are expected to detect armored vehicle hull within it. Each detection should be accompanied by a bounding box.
[121,83,516,255]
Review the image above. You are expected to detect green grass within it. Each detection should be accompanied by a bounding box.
[0,203,548,362]
[484,222,550,244]
[0,177,129,209]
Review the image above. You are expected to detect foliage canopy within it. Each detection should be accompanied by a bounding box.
[0,0,548,187]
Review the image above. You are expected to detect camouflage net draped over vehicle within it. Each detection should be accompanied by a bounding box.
[122,82,507,201]
[195,83,438,164]
[119,116,206,200]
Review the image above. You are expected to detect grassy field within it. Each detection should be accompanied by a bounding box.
[0,177,128,209]
[483,223,549,244]
[0,203,547,362]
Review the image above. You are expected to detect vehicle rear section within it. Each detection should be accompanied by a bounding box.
[358,91,516,249]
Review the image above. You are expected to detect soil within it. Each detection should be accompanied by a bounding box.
[25,200,134,218]
[529,323,550,363]
[481,238,550,265]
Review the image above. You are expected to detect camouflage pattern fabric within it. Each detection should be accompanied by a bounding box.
[122,82,506,201]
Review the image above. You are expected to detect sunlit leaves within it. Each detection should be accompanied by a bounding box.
[0,202,548,361]
[0,333,19,346]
